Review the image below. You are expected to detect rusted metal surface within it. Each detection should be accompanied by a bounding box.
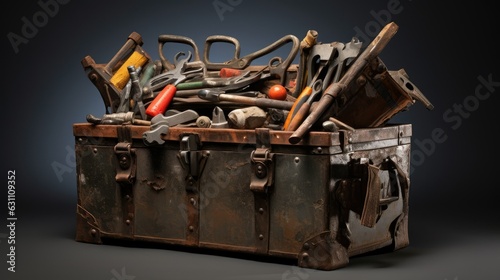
[75,122,411,270]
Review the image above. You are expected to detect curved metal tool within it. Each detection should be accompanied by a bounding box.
[143,51,204,95]
[203,34,299,85]
[158,34,201,72]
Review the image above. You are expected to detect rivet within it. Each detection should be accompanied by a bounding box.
[259,234,264,240]
[258,207,264,214]
[303,242,310,250]
[125,219,131,225]
[78,138,83,142]
[93,148,98,153]
[190,198,196,205]
[348,137,353,143]
[301,252,309,259]
[294,157,300,163]
[90,229,97,236]
[189,226,194,231]
[316,147,322,153]
[357,76,366,86]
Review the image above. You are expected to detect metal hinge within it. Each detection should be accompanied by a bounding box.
[114,126,136,185]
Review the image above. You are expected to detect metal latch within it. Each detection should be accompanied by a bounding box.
[114,142,136,185]
[250,147,274,192]
[178,134,208,188]
[250,128,274,192]
[114,125,136,185]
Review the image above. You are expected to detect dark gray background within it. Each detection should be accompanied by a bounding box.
[2,0,499,279]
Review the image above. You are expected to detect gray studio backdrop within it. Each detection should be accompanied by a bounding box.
[2,0,499,279]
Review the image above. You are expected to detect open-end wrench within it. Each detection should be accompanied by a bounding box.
[143,109,199,145]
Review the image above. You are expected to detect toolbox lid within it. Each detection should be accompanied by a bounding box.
[73,123,411,150]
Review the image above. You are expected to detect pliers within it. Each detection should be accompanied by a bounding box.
[143,51,204,95]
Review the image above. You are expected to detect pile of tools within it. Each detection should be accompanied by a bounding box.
[82,22,433,145]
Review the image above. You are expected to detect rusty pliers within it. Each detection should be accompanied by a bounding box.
[143,51,204,96]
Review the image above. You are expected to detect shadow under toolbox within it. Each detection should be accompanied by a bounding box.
[74,123,411,270]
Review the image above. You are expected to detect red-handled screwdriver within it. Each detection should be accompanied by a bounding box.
[146,84,177,117]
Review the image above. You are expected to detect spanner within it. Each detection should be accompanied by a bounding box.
[143,109,199,145]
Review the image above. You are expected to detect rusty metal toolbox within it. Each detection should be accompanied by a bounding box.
[73,21,430,270]
[73,122,411,270]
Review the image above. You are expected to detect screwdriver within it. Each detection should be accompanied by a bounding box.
[145,83,178,117]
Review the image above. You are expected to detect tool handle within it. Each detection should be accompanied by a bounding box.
[283,86,312,130]
[286,102,311,131]
[289,22,399,144]
[203,35,241,70]
[146,84,177,117]
[176,81,205,90]
[158,34,201,71]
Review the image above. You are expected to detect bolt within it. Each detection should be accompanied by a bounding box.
[257,165,263,174]
[119,155,129,169]
[357,75,366,86]
[255,163,267,178]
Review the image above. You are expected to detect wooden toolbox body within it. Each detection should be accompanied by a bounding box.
[74,123,411,270]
